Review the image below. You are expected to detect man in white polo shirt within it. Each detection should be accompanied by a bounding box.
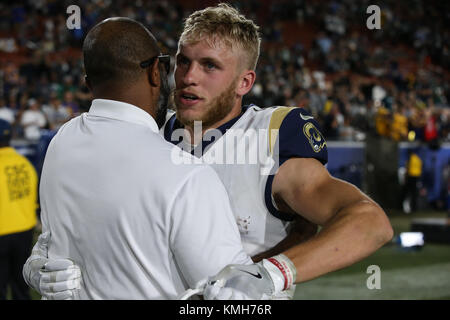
[22,17,251,299]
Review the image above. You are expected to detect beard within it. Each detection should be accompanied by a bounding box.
[175,78,238,129]
[155,70,171,129]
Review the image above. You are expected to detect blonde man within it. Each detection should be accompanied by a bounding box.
[167,3,392,299]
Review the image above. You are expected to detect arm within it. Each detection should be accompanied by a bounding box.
[22,232,82,300]
[204,158,393,299]
[272,157,393,283]
[251,215,317,263]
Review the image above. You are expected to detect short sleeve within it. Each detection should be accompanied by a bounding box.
[272,107,328,167]
[265,107,328,221]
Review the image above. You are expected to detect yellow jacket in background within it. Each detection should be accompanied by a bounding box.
[407,153,423,177]
[0,147,38,236]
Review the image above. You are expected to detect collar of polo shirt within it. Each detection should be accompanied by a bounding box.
[89,99,159,133]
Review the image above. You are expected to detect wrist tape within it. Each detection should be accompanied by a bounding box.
[263,254,297,292]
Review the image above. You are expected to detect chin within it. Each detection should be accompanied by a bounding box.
[176,110,201,126]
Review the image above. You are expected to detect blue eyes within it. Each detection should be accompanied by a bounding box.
[205,62,216,70]
[176,57,218,71]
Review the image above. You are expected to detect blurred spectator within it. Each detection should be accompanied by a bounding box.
[316,31,333,55]
[339,117,356,141]
[308,84,327,117]
[390,104,408,141]
[0,0,448,144]
[20,99,47,141]
[42,95,71,130]
[322,102,343,140]
[409,107,427,142]
[424,108,438,143]
[403,149,423,214]
[375,106,390,138]
[0,98,14,124]
[61,91,79,117]
[0,119,38,300]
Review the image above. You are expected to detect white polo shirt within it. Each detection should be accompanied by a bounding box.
[39,99,251,299]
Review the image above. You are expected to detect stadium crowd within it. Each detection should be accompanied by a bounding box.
[0,0,449,143]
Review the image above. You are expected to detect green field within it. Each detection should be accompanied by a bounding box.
[294,212,450,300]
[23,211,450,300]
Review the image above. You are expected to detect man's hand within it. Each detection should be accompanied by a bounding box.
[203,254,296,300]
[23,231,82,300]
[40,259,82,300]
[23,231,51,292]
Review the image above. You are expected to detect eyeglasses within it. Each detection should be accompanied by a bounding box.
[140,55,171,74]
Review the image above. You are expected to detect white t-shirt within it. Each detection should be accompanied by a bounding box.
[39,99,251,299]
[20,109,47,140]
[0,107,15,123]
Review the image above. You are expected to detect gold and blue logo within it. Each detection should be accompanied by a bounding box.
[303,122,326,153]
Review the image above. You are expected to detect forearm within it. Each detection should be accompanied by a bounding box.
[252,218,318,262]
[284,200,393,283]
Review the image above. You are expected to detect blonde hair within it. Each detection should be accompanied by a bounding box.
[180,3,261,70]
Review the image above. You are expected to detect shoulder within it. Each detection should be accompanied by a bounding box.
[270,106,328,166]
[145,134,220,184]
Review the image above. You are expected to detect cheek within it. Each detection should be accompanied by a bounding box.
[174,68,183,88]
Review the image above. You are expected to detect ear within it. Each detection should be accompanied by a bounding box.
[148,59,161,87]
[236,70,256,96]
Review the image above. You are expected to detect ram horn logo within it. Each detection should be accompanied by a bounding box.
[303,122,326,153]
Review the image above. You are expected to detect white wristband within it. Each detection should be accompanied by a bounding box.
[263,254,297,293]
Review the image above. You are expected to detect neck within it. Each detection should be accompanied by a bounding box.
[93,85,155,119]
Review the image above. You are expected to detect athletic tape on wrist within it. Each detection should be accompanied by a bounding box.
[266,254,297,291]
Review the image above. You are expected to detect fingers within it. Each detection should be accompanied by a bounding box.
[43,290,76,300]
[204,283,221,300]
[214,287,233,300]
[229,289,252,300]
[40,266,81,283]
[38,259,81,300]
[40,278,80,293]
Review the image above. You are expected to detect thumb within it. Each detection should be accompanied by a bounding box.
[34,232,51,255]
[44,259,75,271]
[37,232,51,246]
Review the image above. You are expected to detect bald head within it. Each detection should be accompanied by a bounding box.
[83,17,160,90]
